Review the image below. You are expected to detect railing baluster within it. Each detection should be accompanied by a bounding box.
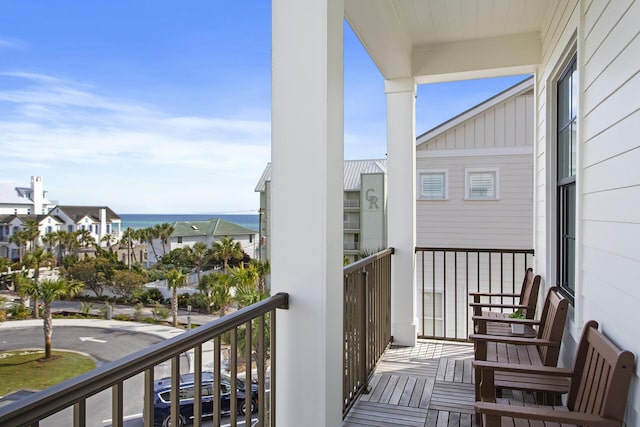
[112,381,123,427]
[213,337,221,427]
[229,329,237,426]
[245,319,252,427]
[171,355,180,427]
[258,314,266,427]
[143,368,154,427]
[73,399,85,427]
[193,345,202,427]
[270,307,277,426]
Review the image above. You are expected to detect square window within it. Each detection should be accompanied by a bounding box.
[465,169,499,200]
[418,171,447,200]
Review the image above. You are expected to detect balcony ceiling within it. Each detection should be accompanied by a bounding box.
[344,0,551,83]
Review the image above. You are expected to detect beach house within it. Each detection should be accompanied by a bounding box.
[146,218,258,265]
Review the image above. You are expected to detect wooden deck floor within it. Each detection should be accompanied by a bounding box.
[343,340,478,427]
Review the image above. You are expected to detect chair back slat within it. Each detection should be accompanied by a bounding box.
[535,288,568,366]
[568,321,635,422]
[519,269,541,319]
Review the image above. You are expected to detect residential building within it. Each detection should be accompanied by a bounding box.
[416,77,534,249]
[0,205,122,260]
[0,176,55,216]
[255,160,387,263]
[146,218,258,265]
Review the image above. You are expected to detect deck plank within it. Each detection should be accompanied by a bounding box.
[342,339,533,427]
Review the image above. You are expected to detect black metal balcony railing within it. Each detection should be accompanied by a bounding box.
[415,247,534,341]
[0,293,289,427]
[343,248,393,416]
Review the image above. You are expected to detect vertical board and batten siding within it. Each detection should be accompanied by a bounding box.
[535,0,640,423]
[417,92,534,249]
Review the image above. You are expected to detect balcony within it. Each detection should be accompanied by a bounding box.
[343,199,360,209]
[0,247,535,427]
[343,220,360,230]
[344,241,360,251]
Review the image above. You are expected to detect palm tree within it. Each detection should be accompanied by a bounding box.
[9,230,29,264]
[76,229,95,248]
[191,242,208,282]
[210,273,233,317]
[23,246,55,319]
[249,259,271,294]
[155,223,175,257]
[211,237,243,273]
[19,278,83,359]
[166,269,186,327]
[23,219,40,251]
[141,227,160,263]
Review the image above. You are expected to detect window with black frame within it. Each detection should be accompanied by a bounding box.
[557,55,577,302]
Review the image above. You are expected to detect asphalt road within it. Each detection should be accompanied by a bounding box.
[0,326,165,365]
[1,325,184,427]
[1,324,260,427]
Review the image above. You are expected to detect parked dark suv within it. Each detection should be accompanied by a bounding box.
[152,372,258,427]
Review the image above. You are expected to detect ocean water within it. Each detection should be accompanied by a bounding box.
[119,214,259,232]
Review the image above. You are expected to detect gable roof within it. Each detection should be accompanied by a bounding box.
[171,218,256,238]
[53,206,121,222]
[255,159,387,192]
[416,76,534,147]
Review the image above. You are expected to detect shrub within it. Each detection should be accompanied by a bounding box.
[151,304,170,322]
[0,309,6,322]
[178,293,190,309]
[80,302,94,316]
[133,303,146,322]
[114,314,131,321]
[8,303,31,320]
[138,288,164,305]
[188,293,211,312]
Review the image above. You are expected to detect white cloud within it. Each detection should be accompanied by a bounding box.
[0,37,26,50]
[0,72,271,213]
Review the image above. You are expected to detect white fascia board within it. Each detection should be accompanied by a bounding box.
[416,77,534,145]
[416,146,533,159]
[412,32,541,83]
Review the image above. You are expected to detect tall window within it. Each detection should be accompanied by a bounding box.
[557,56,577,300]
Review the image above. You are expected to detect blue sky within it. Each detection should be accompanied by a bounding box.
[0,1,528,214]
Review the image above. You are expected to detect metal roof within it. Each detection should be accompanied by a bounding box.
[255,159,387,192]
[172,218,256,237]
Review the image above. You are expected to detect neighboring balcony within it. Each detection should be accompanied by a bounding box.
[344,242,360,251]
[344,199,360,209]
[343,220,360,230]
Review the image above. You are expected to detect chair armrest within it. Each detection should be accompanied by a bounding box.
[469,292,520,298]
[474,402,620,427]
[469,334,559,347]
[472,316,540,325]
[472,361,573,377]
[468,302,528,309]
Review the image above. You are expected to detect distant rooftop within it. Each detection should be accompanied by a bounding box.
[255,159,387,193]
[171,218,256,237]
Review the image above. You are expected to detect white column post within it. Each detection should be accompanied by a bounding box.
[271,0,344,426]
[385,78,417,346]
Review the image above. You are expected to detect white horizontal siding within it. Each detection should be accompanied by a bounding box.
[535,0,640,424]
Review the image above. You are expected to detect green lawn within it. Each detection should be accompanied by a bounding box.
[0,350,96,396]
